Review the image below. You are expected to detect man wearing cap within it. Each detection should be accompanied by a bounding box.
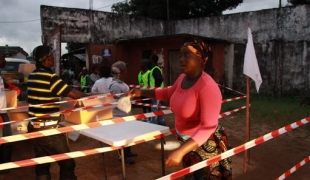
[27,45,86,180]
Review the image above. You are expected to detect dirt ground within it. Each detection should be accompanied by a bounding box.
[1,107,310,180]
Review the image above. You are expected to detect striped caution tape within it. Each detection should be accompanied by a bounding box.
[0,104,247,170]
[3,83,244,112]
[0,98,157,126]
[5,95,246,126]
[0,105,246,144]
[128,84,246,96]
[218,106,246,118]
[222,95,246,103]
[128,84,165,90]
[0,130,173,171]
[217,84,246,95]
[276,156,310,180]
[0,110,173,144]
[157,116,310,180]
[132,101,169,109]
[0,93,125,111]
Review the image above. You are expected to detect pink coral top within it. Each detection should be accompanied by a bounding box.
[155,72,222,146]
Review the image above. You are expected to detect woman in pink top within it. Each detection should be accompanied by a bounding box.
[130,38,232,179]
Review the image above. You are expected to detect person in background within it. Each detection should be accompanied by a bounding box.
[148,54,165,125]
[27,45,87,180]
[130,39,232,179]
[91,65,112,94]
[110,61,137,164]
[60,65,70,85]
[0,55,21,174]
[137,59,151,121]
[78,67,92,93]
[89,66,100,84]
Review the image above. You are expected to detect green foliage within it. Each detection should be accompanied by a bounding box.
[111,0,243,20]
[288,0,310,6]
[221,95,310,126]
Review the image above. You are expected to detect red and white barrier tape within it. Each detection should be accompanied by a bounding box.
[128,84,165,90]
[217,84,246,95]
[132,101,169,109]
[1,93,244,125]
[0,110,173,144]
[0,105,246,144]
[222,95,246,103]
[218,106,246,118]
[276,156,310,180]
[157,116,310,180]
[3,83,244,112]
[0,92,125,111]
[0,98,157,126]
[0,130,173,171]
[0,104,246,170]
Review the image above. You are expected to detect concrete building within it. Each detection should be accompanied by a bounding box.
[0,46,29,59]
[40,4,310,95]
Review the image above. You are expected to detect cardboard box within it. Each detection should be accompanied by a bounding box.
[7,101,28,134]
[5,90,17,108]
[60,93,115,124]
[18,64,36,77]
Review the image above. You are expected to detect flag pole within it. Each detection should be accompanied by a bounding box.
[243,25,262,173]
[244,76,250,172]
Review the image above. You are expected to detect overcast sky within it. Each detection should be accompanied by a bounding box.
[0,0,289,56]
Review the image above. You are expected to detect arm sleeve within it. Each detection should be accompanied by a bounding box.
[87,76,93,86]
[109,82,123,94]
[91,81,98,93]
[155,76,179,101]
[191,85,222,146]
[50,74,72,97]
[153,68,163,87]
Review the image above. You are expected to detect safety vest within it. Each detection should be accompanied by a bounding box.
[81,74,89,92]
[138,70,150,86]
[149,66,164,87]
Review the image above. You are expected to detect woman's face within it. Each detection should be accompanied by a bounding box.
[179,46,204,76]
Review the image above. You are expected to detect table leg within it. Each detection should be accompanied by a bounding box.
[121,148,126,180]
[161,138,165,176]
[101,152,108,180]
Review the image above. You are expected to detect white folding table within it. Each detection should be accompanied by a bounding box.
[80,120,169,180]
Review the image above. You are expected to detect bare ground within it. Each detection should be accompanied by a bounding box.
[1,107,310,180]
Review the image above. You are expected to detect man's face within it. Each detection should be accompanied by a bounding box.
[0,57,6,68]
[44,51,55,68]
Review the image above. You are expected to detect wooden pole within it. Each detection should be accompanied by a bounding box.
[244,76,250,172]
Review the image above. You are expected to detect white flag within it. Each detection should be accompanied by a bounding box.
[243,27,262,93]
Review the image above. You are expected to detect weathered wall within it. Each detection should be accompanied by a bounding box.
[41,5,165,44]
[170,5,310,95]
[171,5,310,43]
[41,5,310,95]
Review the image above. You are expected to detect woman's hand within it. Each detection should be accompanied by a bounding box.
[165,139,199,166]
[165,149,184,166]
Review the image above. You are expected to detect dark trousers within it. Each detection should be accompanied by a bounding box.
[29,125,77,180]
[0,113,13,173]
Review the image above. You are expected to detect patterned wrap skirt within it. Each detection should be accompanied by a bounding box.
[177,124,232,180]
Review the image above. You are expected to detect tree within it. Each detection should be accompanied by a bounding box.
[288,0,310,6]
[111,0,243,20]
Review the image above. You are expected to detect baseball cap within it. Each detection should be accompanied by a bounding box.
[33,45,53,62]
